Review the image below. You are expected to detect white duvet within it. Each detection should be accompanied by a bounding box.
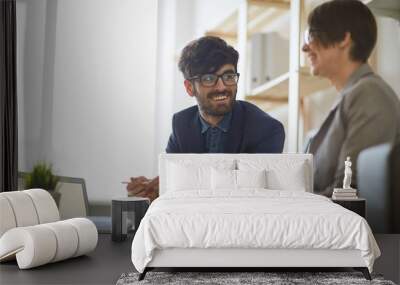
[131,190,380,273]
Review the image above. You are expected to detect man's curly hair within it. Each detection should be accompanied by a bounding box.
[178,36,239,80]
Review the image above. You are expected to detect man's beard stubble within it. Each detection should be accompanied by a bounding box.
[194,89,236,117]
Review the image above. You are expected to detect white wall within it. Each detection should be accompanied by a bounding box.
[17,0,158,203]
[153,0,177,165]
[153,0,194,162]
[376,17,400,96]
[193,0,242,38]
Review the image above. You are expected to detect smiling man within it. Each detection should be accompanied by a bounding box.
[168,36,285,153]
[127,36,285,200]
[303,0,400,196]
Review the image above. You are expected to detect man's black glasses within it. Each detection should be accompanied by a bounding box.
[189,72,240,87]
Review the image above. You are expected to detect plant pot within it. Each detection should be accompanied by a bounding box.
[49,191,61,207]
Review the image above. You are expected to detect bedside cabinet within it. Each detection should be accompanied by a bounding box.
[111,197,150,242]
[331,198,366,218]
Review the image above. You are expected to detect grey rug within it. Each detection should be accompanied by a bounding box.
[116,271,396,285]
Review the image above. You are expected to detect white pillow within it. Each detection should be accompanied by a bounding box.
[267,167,306,191]
[236,169,267,189]
[211,169,267,190]
[211,168,236,190]
[166,159,235,192]
[238,159,308,191]
[167,162,210,191]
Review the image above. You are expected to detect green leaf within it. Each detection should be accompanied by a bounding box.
[24,161,59,191]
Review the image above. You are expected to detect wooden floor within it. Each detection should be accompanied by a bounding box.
[0,234,134,285]
[0,234,398,284]
[373,234,400,284]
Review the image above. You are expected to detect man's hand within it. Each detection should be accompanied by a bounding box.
[126,176,159,202]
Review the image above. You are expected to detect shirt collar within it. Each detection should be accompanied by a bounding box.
[199,111,232,134]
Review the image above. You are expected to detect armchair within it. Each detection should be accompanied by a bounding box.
[0,189,98,269]
[357,143,400,233]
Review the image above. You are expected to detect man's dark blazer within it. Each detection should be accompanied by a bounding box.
[166,100,285,153]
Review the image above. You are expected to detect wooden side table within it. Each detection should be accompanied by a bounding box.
[331,197,366,218]
[111,197,150,242]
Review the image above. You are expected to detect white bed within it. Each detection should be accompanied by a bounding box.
[131,154,380,280]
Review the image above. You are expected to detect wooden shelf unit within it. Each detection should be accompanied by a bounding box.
[247,67,330,101]
[205,0,290,45]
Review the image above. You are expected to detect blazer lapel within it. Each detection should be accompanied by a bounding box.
[224,102,244,153]
[308,102,340,154]
[187,111,206,153]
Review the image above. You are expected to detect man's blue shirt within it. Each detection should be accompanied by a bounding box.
[199,111,232,153]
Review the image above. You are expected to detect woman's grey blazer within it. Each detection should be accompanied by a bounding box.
[307,64,400,196]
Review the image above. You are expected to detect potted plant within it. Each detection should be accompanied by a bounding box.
[24,162,61,206]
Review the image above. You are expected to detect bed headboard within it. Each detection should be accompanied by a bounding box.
[159,153,313,195]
